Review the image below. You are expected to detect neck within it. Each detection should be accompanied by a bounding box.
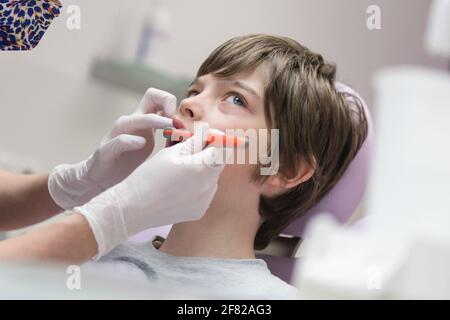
[159,180,262,259]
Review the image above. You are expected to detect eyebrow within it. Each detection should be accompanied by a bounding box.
[189,78,261,99]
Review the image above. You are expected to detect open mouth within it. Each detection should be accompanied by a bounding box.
[166,135,184,147]
[165,116,189,147]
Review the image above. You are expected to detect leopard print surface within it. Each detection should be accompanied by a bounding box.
[0,0,62,50]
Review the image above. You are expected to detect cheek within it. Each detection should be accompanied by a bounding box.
[203,114,238,132]
[203,106,252,131]
[217,164,256,190]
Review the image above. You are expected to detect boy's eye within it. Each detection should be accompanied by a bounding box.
[185,90,247,108]
[225,93,246,107]
[186,90,199,98]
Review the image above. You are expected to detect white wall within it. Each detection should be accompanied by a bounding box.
[0,0,446,172]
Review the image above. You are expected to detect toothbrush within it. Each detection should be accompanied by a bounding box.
[163,126,248,148]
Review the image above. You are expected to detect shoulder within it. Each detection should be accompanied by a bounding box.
[100,242,151,260]
[82,242,161,281]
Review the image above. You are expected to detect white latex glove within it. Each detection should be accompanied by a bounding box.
[48,88,177,210]
[74,123,230,258]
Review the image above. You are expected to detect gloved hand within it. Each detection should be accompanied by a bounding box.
[74,123,230,258]
[48,88,177,210]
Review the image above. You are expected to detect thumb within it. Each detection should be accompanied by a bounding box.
[103,134,147,159]
[189,145,231,171]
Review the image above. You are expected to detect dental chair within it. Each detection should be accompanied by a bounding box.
[129,82,374,284]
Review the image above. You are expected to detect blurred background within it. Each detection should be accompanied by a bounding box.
[0,0,447,236]
[0,0,446,171]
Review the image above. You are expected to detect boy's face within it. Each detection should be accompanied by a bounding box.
[170,64,271,208]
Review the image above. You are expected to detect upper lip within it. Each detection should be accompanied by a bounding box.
[172,115,187,130]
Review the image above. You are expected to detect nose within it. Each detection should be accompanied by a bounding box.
[179,98,205,121]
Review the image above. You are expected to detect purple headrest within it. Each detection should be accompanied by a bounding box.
[282,82,374,237]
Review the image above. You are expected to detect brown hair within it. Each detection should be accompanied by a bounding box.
[196,34,368,250]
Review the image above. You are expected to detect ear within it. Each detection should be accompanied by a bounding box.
[260,156,316,197]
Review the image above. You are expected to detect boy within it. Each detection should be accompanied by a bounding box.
[87,34,368,299]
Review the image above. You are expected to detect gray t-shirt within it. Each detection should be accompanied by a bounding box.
[87,241,298,299]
